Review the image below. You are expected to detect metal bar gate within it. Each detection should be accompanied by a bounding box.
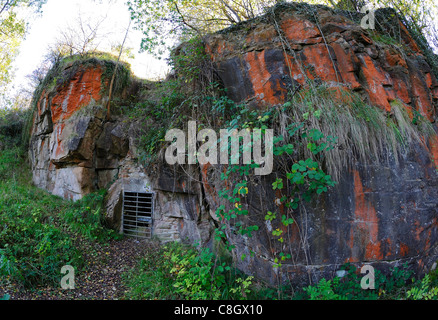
[122,191,154,239]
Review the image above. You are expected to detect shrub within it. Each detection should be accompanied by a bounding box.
[0,200,80,288]
[61,190,121,242]
[0,145,119,289]
[123,242,254,300]
[407,274,438,300]
[0,108,28,150]
[296,263,418,300]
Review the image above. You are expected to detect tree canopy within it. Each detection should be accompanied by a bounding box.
[0,0,46,107]
[127,0,437,59]
[127,0,279,56]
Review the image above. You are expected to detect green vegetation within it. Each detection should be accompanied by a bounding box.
[122,241,438,300]
[1,0,438,301]
[0,0,46,103]
[123,241,257,300]
[0,118,120,289]
[297,263,438,300]
[0,121,437,298]
[117,24,436,297]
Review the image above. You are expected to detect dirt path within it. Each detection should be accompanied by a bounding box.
[1,238,154,300]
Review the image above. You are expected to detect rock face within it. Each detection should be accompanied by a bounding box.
[205,6,438,121]
[28,58,214,245]
[30,61,110,201]
[29,4,438,287]
[202,5,438,284]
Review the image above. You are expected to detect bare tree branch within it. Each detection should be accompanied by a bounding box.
[0,0,12,16]
[219,0,241,23]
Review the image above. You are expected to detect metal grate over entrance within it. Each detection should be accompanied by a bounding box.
[122,191,154,239]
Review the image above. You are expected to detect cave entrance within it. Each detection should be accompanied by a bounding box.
[122,191,154,239]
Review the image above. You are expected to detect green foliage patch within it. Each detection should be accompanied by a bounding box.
[123,241,258,300]
[0,146,119,289]
[296,262,438,300]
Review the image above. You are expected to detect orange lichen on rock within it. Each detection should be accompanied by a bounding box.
[392,78,411,105]
[330,42,361,89]
[204,4,438,131]
[50,65,104,124]
[398,21,421,53]
[280,15,321,44]
[201,162,218,205]
[300,44,339,83]
[385,48,408,69]
[359,55,393,112]
[399,243,409,256]
[352,169,383,261]
[245,50,286,105]
[409,71,435,121]
[429,135,438,169]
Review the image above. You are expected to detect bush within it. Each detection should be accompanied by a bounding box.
[0,194,81,288]
[0,145,119,289]
[0,108,28,150]
[407,274,438,300]
[123,242,255,300]
[61,190,121,242]
[295,263,435,300]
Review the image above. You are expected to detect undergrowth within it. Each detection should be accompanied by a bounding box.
[296,263,438,300]
[0,144,120,289]
[122,240,438,300]
[123,241,262,300]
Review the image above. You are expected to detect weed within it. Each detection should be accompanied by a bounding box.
[123,242,256,300]
[0,142,119,289]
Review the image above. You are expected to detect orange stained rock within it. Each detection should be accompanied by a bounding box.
[284,53,307,85]
[360,55,393,112]
[384,49,408,69]
[383,238,392,258]
[300,44,339,83]
[392,78,411,105]
[399,243,409,257]
[54,122,66,158]
[204,39,236,63]
[280,15,320,44]
[414,219,422,242]
[245,50,286,105]
[245,25,277,45]
[425,73,436,94]
[201,162,217,205]
[429,134,438,169]
[327,86,355,104]
[410,72,435,121]
[50,66,104,124]
[330,42,361,89]
[352,169,383,261]
[398,21,421,53]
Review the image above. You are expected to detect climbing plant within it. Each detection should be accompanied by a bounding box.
[209,78,434,291]
[125,0,437,295]
[213,94,338,289]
